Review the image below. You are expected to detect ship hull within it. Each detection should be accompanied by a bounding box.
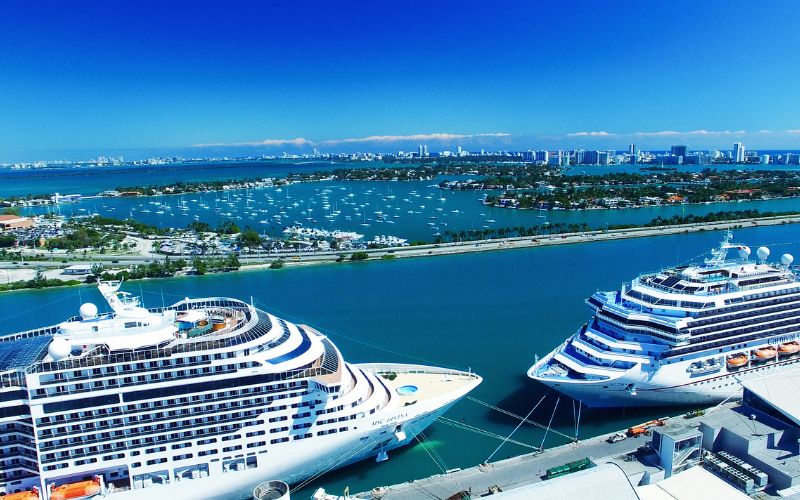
[94,367,477,500]
[531,352,800,408]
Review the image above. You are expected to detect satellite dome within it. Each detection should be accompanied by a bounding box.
[782,254,794,267]
[757,246,770,261]
[738,246,751,259]
[48,339,71,361]
[79,302,98,320]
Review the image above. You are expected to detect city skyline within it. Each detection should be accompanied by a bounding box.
[1,0,799,161]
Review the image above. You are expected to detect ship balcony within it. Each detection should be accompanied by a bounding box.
[583,329,647,352]
[570,337,650,365]
[552,347,628,378]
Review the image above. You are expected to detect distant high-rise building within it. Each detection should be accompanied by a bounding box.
[418,144,424,157]
[535,150,549,162]
[422,144,429,157]
[456,145,463,156]
[761,154,770,165]
[670,145,688,158]
[733,142,745,163]
[581,150,599,165]
[628,144,636,155]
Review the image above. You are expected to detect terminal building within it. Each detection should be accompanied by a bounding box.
[0,214,34,231]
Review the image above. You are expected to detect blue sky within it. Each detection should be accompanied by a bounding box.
[1,0,799,161]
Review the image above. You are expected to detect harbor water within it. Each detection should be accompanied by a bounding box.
[2,223,800,496]
[18,177,800,243]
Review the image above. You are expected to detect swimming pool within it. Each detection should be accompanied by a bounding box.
[396,385,419,395]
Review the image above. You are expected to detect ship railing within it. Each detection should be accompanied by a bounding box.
[27,308,276,374]
[357,362,479,379]
[0,324,60,343]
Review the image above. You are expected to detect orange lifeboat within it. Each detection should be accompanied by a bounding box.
[3,488,39,500]
[754,346,778,361]
[727,354,748,369]
[779,341,800,355]
[49,477,101,500]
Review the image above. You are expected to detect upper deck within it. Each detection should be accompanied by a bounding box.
[0,281,308,377]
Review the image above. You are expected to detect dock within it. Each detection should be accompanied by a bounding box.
[315,366,800,499]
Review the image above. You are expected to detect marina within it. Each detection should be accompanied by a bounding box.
[17,176,800,244]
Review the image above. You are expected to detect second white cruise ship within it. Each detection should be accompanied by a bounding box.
[529,231,800,407]
[0,281,481,500]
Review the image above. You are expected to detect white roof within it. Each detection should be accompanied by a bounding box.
[636,465,750,500]
[492,463,638,500]
[177,309,207,324]
[741,366,800,426]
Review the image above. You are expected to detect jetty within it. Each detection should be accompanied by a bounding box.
[315,365,800,499]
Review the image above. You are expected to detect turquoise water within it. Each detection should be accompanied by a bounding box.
[22,177,800,242]
[0,160,344,198]
[3,223,800,496]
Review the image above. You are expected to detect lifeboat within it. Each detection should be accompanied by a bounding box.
[754,346,778,361]
[726,354,748,369]
[49,477,101,500]
[779,341,800,356]
[3,488,39,500]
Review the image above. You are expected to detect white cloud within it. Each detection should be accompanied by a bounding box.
[322,132,510,145]
[631,129,745,137]
[193,138,313,148]
[193,132,510,148]
[786,129,800,134]
[566,131,614,137]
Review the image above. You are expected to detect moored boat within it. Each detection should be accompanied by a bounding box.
[0,281,481,499]
[529,231,800,407]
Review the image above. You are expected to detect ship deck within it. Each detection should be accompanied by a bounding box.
[0,335,52,371]
[361,365,480,404]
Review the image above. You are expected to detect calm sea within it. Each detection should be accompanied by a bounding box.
[2,223,799,496]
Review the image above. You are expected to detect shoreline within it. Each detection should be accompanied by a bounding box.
[3,214,799,294]
[258,213,800,268]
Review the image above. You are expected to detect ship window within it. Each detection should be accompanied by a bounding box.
[125,322,137,329]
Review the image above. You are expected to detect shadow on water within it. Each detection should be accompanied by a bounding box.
[289,427,445,496]
[483,376,711,446]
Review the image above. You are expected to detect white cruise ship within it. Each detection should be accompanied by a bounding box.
[0,281,480,500]
[529,231,800,407]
